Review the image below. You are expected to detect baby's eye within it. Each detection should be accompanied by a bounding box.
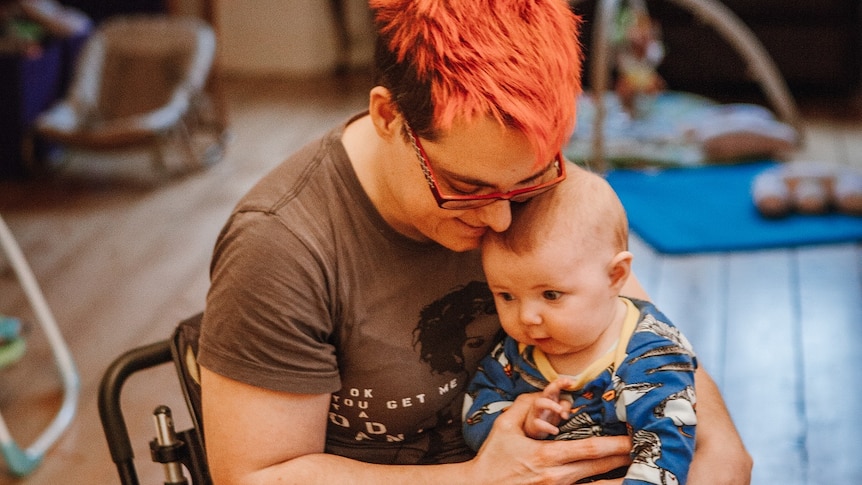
[542,290,563,301]
[497,292,515,302]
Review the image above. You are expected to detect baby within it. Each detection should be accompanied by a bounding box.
[463,166,698,484]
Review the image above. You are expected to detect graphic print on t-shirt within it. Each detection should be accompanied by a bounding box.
[326,280,501,460]
[413,281,498,375]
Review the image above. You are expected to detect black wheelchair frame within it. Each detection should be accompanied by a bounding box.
[98,314,211,485]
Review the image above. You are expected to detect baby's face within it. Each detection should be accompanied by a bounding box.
[482,240,621,359]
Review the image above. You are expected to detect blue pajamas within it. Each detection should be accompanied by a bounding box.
[463,298,697,485]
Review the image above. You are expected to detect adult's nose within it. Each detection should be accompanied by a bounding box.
[474,199,512,233]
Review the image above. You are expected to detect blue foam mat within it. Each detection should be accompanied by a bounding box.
[605,161,862,254]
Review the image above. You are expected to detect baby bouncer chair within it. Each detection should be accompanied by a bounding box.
[568,0,803,172]
[0,214,79,476]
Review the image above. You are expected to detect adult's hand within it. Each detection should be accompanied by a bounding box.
[468,393,632,485]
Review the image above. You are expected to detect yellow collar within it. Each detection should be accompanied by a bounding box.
[522,297,640,391]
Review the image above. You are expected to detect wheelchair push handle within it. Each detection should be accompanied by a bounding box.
[151,406,189,485]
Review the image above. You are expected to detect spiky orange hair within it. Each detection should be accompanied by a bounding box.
[370,0,583,166]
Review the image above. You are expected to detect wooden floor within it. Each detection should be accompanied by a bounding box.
[0,73,860,485]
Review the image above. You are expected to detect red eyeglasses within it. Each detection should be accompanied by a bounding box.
[405,124,566,210]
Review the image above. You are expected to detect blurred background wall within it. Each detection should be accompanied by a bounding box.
[215,0,375,77]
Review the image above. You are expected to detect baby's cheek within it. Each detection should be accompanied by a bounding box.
[497,310,522,334]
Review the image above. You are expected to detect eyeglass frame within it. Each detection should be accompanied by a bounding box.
[404,123,567,210]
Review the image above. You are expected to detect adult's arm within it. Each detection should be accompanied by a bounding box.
[201,367,632,485]
[687,369,753,484]
[622,272,753,484]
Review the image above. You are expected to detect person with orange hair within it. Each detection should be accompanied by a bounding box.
[197,1,752,483]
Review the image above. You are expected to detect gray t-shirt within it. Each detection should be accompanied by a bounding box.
[198,115,502,464]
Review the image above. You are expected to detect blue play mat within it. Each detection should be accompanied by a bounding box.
[606,162,862,254]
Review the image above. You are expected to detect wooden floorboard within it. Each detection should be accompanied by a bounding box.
[629,241,862,485]
[797,244,862,485]
[725,250,805,485]
[1,72,860,484]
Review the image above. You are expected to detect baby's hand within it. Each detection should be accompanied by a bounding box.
[524,377,574,440]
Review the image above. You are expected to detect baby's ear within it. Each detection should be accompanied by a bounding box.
[608,251,634,291]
